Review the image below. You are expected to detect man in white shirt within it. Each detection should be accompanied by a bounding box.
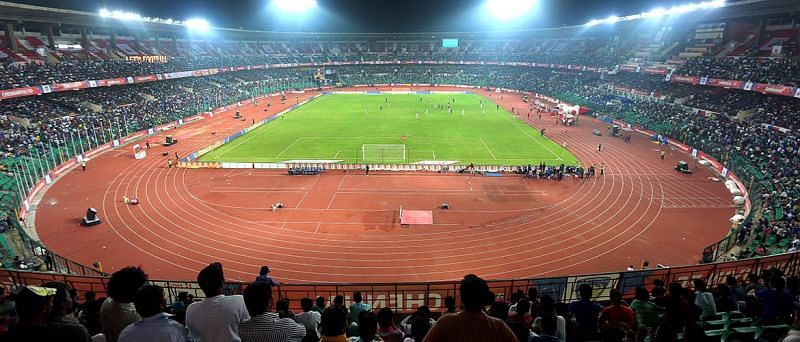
[294,298,321,339]
[238,281,306,342]
[119,285,187,342]
[186,263,250,341]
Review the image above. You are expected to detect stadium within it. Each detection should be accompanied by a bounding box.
[0,0,799,340]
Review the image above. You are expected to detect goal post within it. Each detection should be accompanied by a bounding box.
[361,144,406,162]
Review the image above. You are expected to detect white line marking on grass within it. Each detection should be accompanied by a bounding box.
[500,115,563,161]
[275,137,303,158]
[213,119,286,159]
[480,138,497,160]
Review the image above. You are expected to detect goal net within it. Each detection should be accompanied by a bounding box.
[362,144,406,162]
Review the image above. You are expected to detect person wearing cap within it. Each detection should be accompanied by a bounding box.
[255,266,280,286]
[119,285,187,342]
[186,262,250,341]
[423,274,516,342]
[43,281,91,342]
[0,286,60,341]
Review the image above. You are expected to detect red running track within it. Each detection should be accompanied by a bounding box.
[35,87,735,283]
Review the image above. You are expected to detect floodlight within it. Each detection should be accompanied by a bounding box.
[487,0,537,20]
[273,0,317,12]
[99,9,143,21]
[185,18,210,32]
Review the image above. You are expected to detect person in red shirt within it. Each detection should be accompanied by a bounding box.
[600,289,636,331]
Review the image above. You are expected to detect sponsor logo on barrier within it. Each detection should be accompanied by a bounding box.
[1,86,41,99]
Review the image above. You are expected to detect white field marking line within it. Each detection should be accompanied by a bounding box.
[314,223,322,233]
[327,175,347,209]
[500,114,562,161]
[280,223,287,230]
[213,118,286,158]
[295,176,319,208]
[479,138,497,160]
[275,137,303,158]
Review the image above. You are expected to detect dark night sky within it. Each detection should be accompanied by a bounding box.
[11,0,703,32]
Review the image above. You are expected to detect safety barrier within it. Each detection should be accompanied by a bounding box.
[1,252,796,313]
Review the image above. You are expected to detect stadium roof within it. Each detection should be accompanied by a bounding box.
[0,0,798,38]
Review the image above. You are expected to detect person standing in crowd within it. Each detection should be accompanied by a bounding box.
[294,298,322,339]
[320,305,348,342]
[101,266,149,342]
[376,307,405,342]
[693,279,717,320]
[349,291,372,331]
[423,274,516,342]
[238,281,305,342]
[313,296,326,314]
[630,287,660,329]
[568,284,602,341]
[119,285,187,342]
[599,289,635,331]
[0,286,61,341]
[42,281,90,342]
[255,266,280,286]
[186,262,250,341]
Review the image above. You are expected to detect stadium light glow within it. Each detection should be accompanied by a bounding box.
[486,0,538,20]
[273,0,317,12]
[584,0,725,27]
[98,8,143,21]
[185,18,211,32]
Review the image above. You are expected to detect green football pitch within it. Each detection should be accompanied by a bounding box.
[200,93,579,166]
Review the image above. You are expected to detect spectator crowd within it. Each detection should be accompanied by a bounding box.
[1,263,799,341]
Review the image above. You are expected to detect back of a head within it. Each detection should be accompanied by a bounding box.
[333,295,344,306]
[243,281,272,317]
[276,298,290,311]
[411,317,432,339]
[197,262,225,297]
[635,287,650,301]
[540,313,558,336]
[609,289,623,304]
[528,287,538,300]
[12,287,54,322]
[300,297,313,312]
[444,296,456,310]
[489,301,509,320]
[353,291,363,303]
[85,291,96,301]
[358,310,378,340]
[769,275,785,290]
[516,299,530,317]
[667,282,683,297]
[539,294,555,313]
[578,283,593,300]
[134,285,164,318]
[726,275,737,286]
[316,296,326,308]
[321,305,347,337]
[460,274,491,311]
[259,266,269,276]
[377,307,393,327]
[108,266,148,303]
[693,279,707,292]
